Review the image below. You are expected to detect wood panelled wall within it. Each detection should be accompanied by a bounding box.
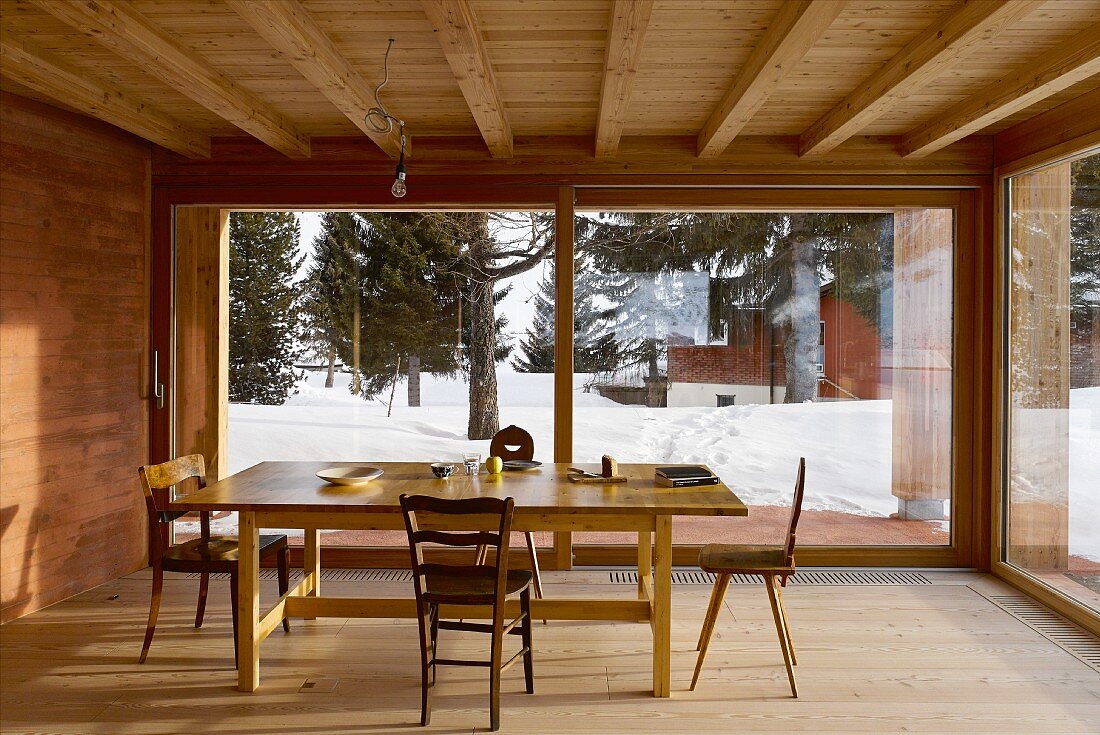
[0,92,151,622]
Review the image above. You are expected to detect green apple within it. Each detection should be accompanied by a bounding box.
[486,456,503,474]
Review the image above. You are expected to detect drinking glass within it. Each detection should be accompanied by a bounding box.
[462,452,481,475]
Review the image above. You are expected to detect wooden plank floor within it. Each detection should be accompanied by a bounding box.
[2,571,1098,734]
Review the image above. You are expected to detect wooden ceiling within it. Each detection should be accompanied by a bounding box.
[1,0,1098,163]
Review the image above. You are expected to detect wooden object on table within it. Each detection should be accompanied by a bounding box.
[483,426,543,604]
[169,461,747,697]
[138,454,291,667]
[601,454,619,478]
[567,473,627,484]
[691,457,806,696]
[400,494,534,732]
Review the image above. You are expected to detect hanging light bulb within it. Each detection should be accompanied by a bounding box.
[391,127,407,198]
[366,38,410,198]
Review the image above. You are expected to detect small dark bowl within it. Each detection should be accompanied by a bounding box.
[431,462,455,478]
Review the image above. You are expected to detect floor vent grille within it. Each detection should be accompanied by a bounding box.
[980,593,1100,672]
[610,570,931,586]
[185,569,413,583]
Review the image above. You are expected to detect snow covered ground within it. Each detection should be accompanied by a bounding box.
[214,370,1099,559]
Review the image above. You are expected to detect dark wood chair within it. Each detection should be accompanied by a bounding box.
[138,454,291,667]
[400,493,534,732]
[480,425,544,606]
[691,457,806,696]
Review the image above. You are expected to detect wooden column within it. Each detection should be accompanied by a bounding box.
[891,209,953,519]
[1007,163,1071,571]
[174,207,230,480]
[554,186,575,569]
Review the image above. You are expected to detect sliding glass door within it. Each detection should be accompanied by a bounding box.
[1003,151,1099,613]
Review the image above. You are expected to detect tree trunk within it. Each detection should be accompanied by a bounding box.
[782,216,820,403]
[387,356,401,418]
[350,299,362,395]
[467,276,500,440]
[325,347,336,388]
[407,353,421,407]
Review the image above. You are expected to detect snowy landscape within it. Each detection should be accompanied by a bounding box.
[208,370,1100,560]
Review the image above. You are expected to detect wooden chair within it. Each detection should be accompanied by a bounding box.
[478,425,544,606]
[691,457,806,696]
[400,494,534,732]
[138,454,291,667]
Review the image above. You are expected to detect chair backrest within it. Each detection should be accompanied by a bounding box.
[490,425,534,461]
[138,454,208,556]
[783,458,807,566]
[400,494,515,607]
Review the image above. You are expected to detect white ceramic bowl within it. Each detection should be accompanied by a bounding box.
[316,466,384,486]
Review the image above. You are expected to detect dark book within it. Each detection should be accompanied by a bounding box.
[655,465,715,480]
[655,475,721,488]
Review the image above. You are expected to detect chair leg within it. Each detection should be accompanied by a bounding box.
[416,603,433,726]
[489,611,505,731]
[764,574,797,698]
[474,544,489,565]
[696,572,729,650]
[520,588,535,694]
[690,573,729,691]
[429,604,439,687]
[139,565,163,663]
[525,532,546,624]
[277,546,291,633]
[195,571,209,628]
[230,572,239,670]
[775,577,796,665]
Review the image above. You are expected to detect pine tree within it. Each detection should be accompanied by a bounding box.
[300,212,363,392]
[228,212,304,404]
[512,253,620,373]
[351,212,464,398]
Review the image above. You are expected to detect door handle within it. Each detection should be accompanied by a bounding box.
[153,350,165,410]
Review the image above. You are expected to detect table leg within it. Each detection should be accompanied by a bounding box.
[237,511,260,692]
[652,515,672,697]
[637,530,652,601]
[303,528,320,620]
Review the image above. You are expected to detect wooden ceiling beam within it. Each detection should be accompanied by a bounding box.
[698,0,846,158]
[0,30,209,158]
[595,0,654,158]
[420,0,512,158]
[33,0,310,159]
[227,0,403,159]
[798,0,1043,157]
[901,23,1100,158]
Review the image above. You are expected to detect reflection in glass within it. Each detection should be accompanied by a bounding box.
[1006,152,1100,612]
[571,210,954,546]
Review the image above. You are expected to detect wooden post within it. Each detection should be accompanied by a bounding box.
[554,186,575,570]
[173,207,229,480]
[1007,162,1071,571]
[891,209,953,520]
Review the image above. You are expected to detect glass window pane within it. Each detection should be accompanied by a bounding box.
[1005,152,1100,612]
[572,209,954,547]
[177,210,553,548]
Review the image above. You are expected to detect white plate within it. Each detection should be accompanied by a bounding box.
[317,467,384,486]
[502,460,542,471]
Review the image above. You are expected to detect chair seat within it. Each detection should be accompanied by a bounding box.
[423,569,533,603]
[161,534,287,572]
[698,544,794,574]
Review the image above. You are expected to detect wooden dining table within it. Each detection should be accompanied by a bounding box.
[169,460,747,697]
